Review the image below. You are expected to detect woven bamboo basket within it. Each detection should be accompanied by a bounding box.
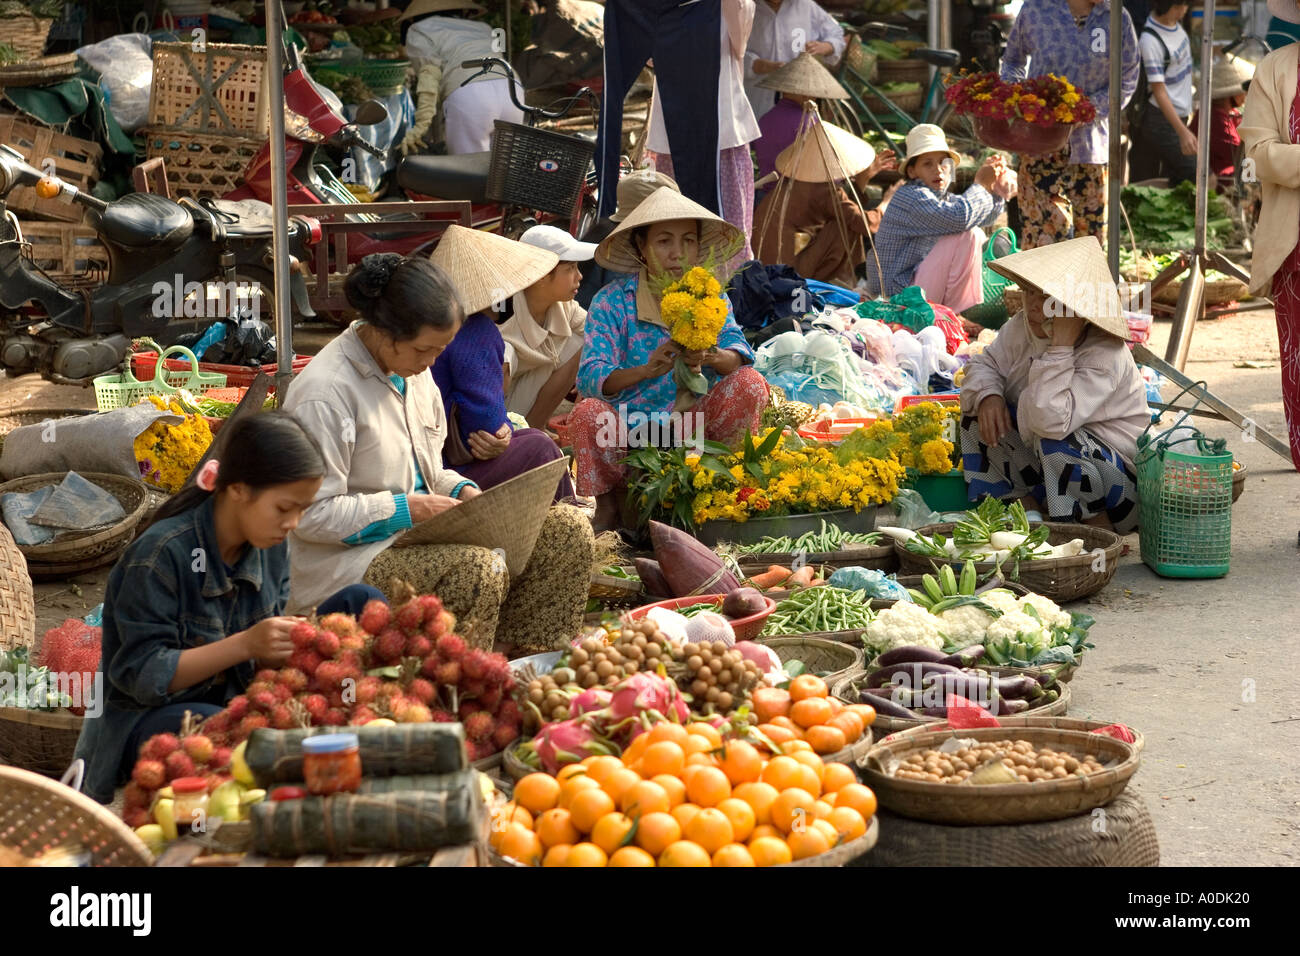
[862,724,1139,825]
[589,569,643,603]
[831,673,1071,735]
[1231,463,1246,503]
[502,741,535,782]
[0,765,153,866]
[875,714,1144,755]
[0,407,93,442]
[823,726,874,767]
[3,15,52,62]
[1153,274,1250,306]
[0,52,80,87]
[0,521,35,652]
[754,635,864,684]
[894,522,1123,603]
[0,113,103,223]
[736,543,898,575]
[0,472,149,580]
[876,58,932,85]
[864,88,924,115]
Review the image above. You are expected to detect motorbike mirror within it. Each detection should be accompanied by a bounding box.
[354,100,389,126]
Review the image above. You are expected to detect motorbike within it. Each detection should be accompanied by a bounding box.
[0,147,321,383]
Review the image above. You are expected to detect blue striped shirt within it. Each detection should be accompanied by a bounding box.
[1140,17,1193,118]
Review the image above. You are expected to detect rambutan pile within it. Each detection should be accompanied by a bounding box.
[122,713,234,826]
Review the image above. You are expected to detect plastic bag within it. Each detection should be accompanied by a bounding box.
[754,328,880,411]
[38,619,103,716]
[1,485,55,545]
[826,567,911,601]
[76,34,153,133]
[849,316,897,366]
[892,489,942,530]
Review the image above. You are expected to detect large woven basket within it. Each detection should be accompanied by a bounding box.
[875,714,1144,755]
[864,88,924,115]
[589,569,643,604]
[875,58,932,85]
[0,472,149,579]
[735,543,897,576]
[754,635,864,684]
[1231,463,1246,503]
[862,725,1139,825]
[0,706,84,777]
[3,14,52,62]
[0,521,35,652]
[0,765,153,866]
[894,522,1123,603]
[831,673,1071,735]
[1152,273,1250,306]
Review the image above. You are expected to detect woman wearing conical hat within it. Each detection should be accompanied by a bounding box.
[752,118,897,287]
[751,50,851,187]
[958,238,1149,533]
[570,187,770,532]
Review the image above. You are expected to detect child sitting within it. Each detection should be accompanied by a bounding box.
[866,124,1015,313]
[1191,55,1251,192]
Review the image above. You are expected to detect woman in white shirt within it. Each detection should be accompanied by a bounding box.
[645,0,761,265]
[500,225,595,428]
[744,0,847,122]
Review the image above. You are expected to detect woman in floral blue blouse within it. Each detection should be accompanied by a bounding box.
[1001,0,1140,247]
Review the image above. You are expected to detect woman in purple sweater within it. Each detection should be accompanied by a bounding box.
[429,226,575,499]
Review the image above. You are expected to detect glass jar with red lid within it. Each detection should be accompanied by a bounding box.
[301,733,362,795]
[170,777,210,831]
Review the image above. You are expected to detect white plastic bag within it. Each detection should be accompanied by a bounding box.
[77,34,154,133]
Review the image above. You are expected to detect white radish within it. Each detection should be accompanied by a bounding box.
[989,531,1029,550]
[878,526,919,542]
[1049,538,1085,558]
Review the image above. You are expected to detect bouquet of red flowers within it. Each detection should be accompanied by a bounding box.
[945,72,1098,127]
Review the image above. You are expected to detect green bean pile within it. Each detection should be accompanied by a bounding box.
[760,587,876,636]
[730,520,881,555]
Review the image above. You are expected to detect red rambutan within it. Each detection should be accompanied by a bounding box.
[271,683,293,704]
[314,630,341,659]
[462,678,487,698]
[322,708,347,726]
[395,700,433,723]
[433,660,461,687]
[337,649,363,672]
[249,689,277,713]
[301,694,329,722]
[202,711,231,735]
[395,600,424,633]
[122,806,151,829]
[430,709,455,723]
[458,700,478,721]
[349,705,379,725]
[407,677,437,705]
[313,660,344,690]
[417,594,444,619]
[238,714,269,737]
[131,759,166,790]
[255,668,279,684]
[435,633,466,662]
[318,612,359,637]
[276,668,309,693]
[269,705,296,730]
[483,652,511,687]
[405,634,433,659]
[211,746,233,770]
[492,722,520,751]
[164,750,196,781]
[464,710,495,743]
[140,732,180,762]
[478,686,503,712]
[326,689,346,710]
[497,699,521,725]
[462,648,488,681]
[373,628,406,663]
[287,648,323,677]
[181,734,214,765]
[358,600,390,635]
[464,740,483,762]
[245,679,274,699]
[289,621,318,650]
[123,781,151,810]
[355,676,382,704]
[340,633,367,652]
[225,695,250,721]
[378,680,405,700]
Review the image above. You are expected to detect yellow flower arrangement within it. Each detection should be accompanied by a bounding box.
[890,402,958,475]
[656,266,730,352]
[133,394,213,493]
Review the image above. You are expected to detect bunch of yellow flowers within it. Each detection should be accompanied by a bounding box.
[659,266,729,352]
[133,394,213,493]
[886,402,959,474]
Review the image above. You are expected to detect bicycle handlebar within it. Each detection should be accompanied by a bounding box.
[459,57,597,122]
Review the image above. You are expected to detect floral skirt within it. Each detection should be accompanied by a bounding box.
[363,505,594,654]
[1017,148,1107,249]
[569,366,769,497]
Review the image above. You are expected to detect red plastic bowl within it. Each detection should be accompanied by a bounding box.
[973,116,1073,156]
[622,593,777,643]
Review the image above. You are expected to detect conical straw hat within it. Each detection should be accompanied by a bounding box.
[1210,54,1252,98]
[430,224,559,315]
[393,457,569,577]
[758,51,848,100]
[595,186,743,273]
[775,119,876,182]
[988,236,1129,340]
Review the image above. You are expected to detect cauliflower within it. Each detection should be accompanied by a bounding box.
[864,602,945,655]
[1018,594,1072,630]
[979,589,1022,615]
[985,609,1051,650]
[936,605,996,648]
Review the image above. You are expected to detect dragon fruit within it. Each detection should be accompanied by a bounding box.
[568,687,613,718]
[605,672,690,741]
[525,718,618,774]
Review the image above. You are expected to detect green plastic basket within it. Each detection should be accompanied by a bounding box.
[1135,385,1232,578]
[94,343,228,411]
[905,468,970,513]
[311,58,410,97]
[963,226,1018,329]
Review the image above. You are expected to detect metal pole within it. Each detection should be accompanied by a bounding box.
[1107,0,1121,282]
[266,0,295,405]
[506,0,513,62]
[1193,0,1214,255]
[928,0,951,83]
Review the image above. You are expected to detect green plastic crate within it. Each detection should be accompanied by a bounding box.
[905,468,970,513]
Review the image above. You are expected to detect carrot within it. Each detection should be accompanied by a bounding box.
[786,565,816,588]
[747,566,792,590]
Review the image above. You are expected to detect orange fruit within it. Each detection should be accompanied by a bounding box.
[821,762,857,794]
[748,835,793,867]
[796,764,823,798]
[716,797,757,842]
[790,697,834,729]
[682,735,715,756]
[687,722,723,747]
[498,823,542,866]
[733,781,779,825]
[635,811,682,857]
[828,711,864,742]
[658,840,713,867]
[607,846,656,867]
[789,674,828,701]
[756,723,798,746]
[564,842,609,867]
[769,715,802,734]
[828,806,868,842]
[786,827,832,860]
[541,843,572,867]
[513,773,561,814]
[811,800,834,821]
[811,818,841,846]
[651,773,687,806]
[556,763,590,784]
[620,779,671,817]
[826,696,845,716]
[641,741,686,778]
[770,787,817,834]
[791,749,825,780]
[760,755,804,792]
[685,751,720,769]
[627,759,645,777]
[535,808,580,847]
[720,740,762,785]
[670,803,702,831]
[557,775,602,810]
[647,722,689,746]
[602,767,642,805]
[621,734,650,766]
[490,801,532,839]
[846,703,877,728]
[712,843,756,867]
[684,766,731,807]
[783,740,813,755]
[834,783,877,821]
[589,811,636,856]
[822,791,838,807]
[748,824,782,843]
[582,755,626,786]
[806,724,848,755]
[683,807,734,854]
[568,787,616,833]
[752,687,792,723]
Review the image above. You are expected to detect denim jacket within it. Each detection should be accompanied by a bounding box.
[74,497,289,803]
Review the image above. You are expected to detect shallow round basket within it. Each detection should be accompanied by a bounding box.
[0,407,93,448]
[832,674,1071,735]
[823,726,874,768]
[623,594,776,642]
[589,569,644,604]
[874,714,1144,755]
[864,88,923,114]
[0,764,153,866]
[1231,464,1246,503]
[754,635,864,684]
[1153,274,1249,306]
[0,706,84,778]
[502,741,537,782]
[0,473,150,580]
[894,522,1123,603]
[735,543,897,576]
[973,116,1073,156]
[509,650,562,680]
[862,725,1139,825]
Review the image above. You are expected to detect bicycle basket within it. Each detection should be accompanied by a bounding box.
[485,121,596,219]
[1135,384,1233,579]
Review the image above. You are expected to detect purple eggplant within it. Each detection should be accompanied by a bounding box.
[992,674,1045,700]
[876,646,951,667]
[858,689,922,719]
[866,661,964,689]
[940,645,985,668]
[974,575,1007,595]
[918,707,950,717]
[922,672,996,702]
[992,698,1031,715]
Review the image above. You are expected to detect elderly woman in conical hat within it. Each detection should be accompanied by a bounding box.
[570,187,770,532]
[958,237,1148,533]
[752,118,897,287]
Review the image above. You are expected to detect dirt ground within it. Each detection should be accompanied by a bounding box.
[3,307,1296,866]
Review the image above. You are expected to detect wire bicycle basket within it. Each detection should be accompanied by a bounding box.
[485,121,596,219]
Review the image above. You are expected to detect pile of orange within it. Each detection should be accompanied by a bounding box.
[751,674,876,755]
[491,717,877,867]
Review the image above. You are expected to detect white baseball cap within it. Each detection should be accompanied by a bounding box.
[518,224,597,263]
